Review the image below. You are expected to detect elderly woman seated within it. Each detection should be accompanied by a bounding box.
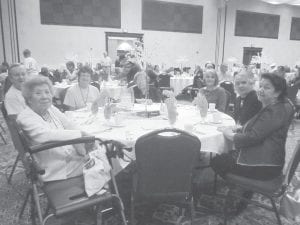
[17,76,109,182]
[198,69,227,112]
[211,73,295,213]
[64,66,101,110]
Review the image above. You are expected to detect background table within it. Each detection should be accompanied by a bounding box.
[170,76,194,95]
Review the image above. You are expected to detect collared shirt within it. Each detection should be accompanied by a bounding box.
[4,86,27,115]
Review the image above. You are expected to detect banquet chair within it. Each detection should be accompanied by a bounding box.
[158,74,173,92]
[220,81,236,113]
[1,102,23,183]
[131,128,201,225]
[222,140,300,225]
[91,81,100,91]
[12,121,127,225]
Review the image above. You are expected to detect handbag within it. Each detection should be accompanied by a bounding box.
[83,148,111,197]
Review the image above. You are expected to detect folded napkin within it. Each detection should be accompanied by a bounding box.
[193,92,208,117]
[163,90,178,125]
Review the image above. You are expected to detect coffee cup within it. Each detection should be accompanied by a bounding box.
[208,103,216,111]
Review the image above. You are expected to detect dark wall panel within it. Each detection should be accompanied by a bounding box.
[235,10,280,39]
[290,17,300,40]
[40,0,121,28]
[142,0,203,34]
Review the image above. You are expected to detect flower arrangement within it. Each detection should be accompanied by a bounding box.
[192,92,208,119]
[162,90,178,125]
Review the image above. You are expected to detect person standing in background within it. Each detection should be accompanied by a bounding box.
[101,51,112,80]
[23,49,39,77]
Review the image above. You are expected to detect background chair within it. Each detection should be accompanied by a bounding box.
[91,81,100,91]
[220,81,236,114]
[131,128,201,225]
[12,120,127,225]
[158,74,173,92]
[222,141,300,225]
[1,102,23,183]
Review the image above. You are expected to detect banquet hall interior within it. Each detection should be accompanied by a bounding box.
[0,0,300,225]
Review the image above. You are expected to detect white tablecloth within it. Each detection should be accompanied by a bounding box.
[53,83,74,98]
[101,83,123,100]
[53,82,123,100]
[66,104,235,164]
[170,77,194,95]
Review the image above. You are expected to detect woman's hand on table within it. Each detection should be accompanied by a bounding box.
[217,126,235,141]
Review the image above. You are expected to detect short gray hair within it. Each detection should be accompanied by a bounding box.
[235,69,255,84]
[8,63,25,77]
[22,76,54,102]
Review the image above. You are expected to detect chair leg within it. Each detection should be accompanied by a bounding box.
[223,188,233,225]
[43,203,50,218]
[114,195,127,225]
[0,129,6,144]
[0,123,5,133]
[95,205,103,225]
[213,172,218,194]
[33,183,44,224]
[19,188,31,219]
[130,194,135,225]
[30,189,38,225]
[7,154,20,184]
[269,197,282,225]
[190,197,195,225]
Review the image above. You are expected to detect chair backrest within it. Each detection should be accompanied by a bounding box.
[158,74,171,88]
[3,76,12,96]
[3,111,31,171]
[224,89,231,112]
[220,81,236,103]
[1,101,8,119]
[91,81,100,91]
[134,128,201,199]
[285,141,300,186]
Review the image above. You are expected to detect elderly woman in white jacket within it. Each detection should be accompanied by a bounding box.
[17,76,108,182]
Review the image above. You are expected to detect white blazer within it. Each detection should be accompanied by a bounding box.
[17,105,84,181]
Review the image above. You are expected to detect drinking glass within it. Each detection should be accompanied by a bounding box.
[199,106,208,123]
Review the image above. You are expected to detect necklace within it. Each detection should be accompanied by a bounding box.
[79,85,89,106]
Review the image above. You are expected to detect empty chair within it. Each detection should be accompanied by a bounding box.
[131,128,201,225]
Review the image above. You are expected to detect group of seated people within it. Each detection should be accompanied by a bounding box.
[1,59,298,218]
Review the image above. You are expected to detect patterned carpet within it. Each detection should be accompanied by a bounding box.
[0,118,299,225]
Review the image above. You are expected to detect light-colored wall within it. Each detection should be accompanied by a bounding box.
[224,0,300,67]
[15,0,218,69]
[9,0,300,69]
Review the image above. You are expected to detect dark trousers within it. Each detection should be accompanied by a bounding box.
[211,151,282,181]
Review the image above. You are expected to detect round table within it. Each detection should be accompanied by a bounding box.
[66,103,235,157]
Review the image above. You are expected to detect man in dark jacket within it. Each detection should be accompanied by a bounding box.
[234,70,262,125]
